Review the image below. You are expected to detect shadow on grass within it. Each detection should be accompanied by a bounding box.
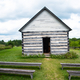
[64,75,68,80]
[59,66,80,70]
[0,65,40,70]
[61,67,80,70]
[19,56,44,59]
[0,73,31,79]
[64,75,80,80]
[59,67,80,80]
[71,77,80,80]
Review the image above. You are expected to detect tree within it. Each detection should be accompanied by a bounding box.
[7,40,14,48]
[69,38,80,48]
[0,40,5,45]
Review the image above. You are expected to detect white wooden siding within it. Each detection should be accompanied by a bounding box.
[22,31,68,55]
[22,10,69,32]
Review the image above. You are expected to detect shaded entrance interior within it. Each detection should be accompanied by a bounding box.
[43,37,50,53]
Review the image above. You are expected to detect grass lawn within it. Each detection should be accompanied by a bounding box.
[0,47,80,80]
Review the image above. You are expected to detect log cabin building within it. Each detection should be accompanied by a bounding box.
[19,7,72,55]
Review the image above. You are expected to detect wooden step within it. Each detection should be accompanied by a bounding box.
[44,53,50,57]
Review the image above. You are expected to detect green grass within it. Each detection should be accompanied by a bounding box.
[0,47,80,80]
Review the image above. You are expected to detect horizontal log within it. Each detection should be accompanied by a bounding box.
[23,39,68,43]
[51,42,68,44]
[23,49,42,51]
[51,51,68,53]
[23,35,67,38]
[23,39,42,42]
[23,31,67,35]
[51,44,68,47]
[24,44,42,46]
[51,44,68,46]
[59,42,69,44]
[22,37,41,39]
[51,39,68,41]
[23,37,68,40]
[23,33,67,36]
[51,53,66,54]
[23,52,43,55]
[51,50,68,51]
[23,51,42,53]
[23,37,42,39]
[51,48,68,49]
[22,43,42,45]
[23,45,42,47]
[24,47,42,50]
[51,41,68,43]
[24,46,42,48]
[23,48,42,50]
[51,47,68,49]
[23,41,42,43]
[52,45,67,47]
[51,36,68,38]
[51,37,68,40]
[23,40,42,43]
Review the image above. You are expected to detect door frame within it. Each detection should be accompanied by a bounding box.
[42,37,51,54]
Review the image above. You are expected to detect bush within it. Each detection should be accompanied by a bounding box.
[5,45,12,49]
[50,51,78,59]
[64,51,78,59]
[0,47,5,50]
[22,54,45,58]
[0,44,5,50]
[50,54,65,59]
[37,54,45,58]
[0,44,12,50]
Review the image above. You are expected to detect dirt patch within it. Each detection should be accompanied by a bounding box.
[45,58,50,60]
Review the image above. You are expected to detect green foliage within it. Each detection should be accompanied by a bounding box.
[0,40,5,45]
[12,40,22,46]
[5,45,12,49]
[50,51,78,59]
[0,40,21,47]
[0,44,12,50]
[50,54,65,59]
[69,38,80,48]
[64,51,78,59]
[22,54,45,58]
[0,44,6,50]
[0,40,22,50]
[0,47,5,50]
[6,40,14,48]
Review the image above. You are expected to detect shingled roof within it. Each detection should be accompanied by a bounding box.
[19,7,72,32]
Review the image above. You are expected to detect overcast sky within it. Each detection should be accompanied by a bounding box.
[0,0,80,42]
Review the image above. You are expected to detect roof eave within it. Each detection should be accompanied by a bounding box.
[19,7,72,32]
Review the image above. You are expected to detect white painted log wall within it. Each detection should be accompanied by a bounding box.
[22,31,68,55]
[51,35,68,54]
[22,33,43,55]
[23,32,67,35]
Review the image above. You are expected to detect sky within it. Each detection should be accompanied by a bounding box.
[0,0,80,42]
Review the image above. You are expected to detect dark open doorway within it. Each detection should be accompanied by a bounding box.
[43,37,50,53]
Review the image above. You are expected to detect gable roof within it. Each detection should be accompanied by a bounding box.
[19,7,72,32]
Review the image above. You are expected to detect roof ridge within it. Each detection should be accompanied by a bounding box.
[19,7,72,32]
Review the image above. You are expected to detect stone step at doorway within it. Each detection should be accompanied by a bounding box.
[44,53,50,57]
